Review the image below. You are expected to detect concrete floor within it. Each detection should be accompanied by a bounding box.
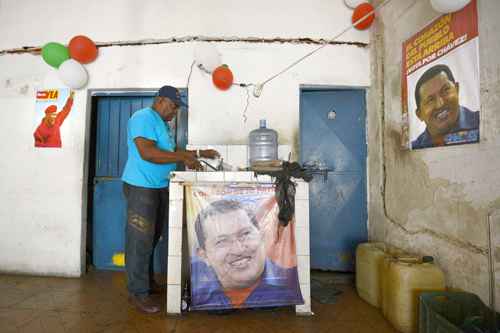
[0,270,398,333]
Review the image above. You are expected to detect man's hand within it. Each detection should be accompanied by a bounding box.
[200,149,220,159]
[184,156,203,171]
[70,91,75,99]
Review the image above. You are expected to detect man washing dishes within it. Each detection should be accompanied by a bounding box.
[122,85,219,313]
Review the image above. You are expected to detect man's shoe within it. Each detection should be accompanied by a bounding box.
[129,294,161,314]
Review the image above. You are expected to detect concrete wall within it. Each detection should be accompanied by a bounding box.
[368,0,500,308]
[0,0,370,276]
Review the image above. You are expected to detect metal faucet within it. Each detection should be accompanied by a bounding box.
[199,158,224,171]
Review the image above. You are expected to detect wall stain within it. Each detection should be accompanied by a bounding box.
[366,24,386,241]
[19,84,29,95]
[381,128,487,256]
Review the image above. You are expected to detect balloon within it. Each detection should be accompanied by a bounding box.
[194,43,222,72]
[344,0,364,9]
[430,0,471,14]
[352,3,375,30]
[41,42,69,68]
[58,59,88,89]
[212,65,233,91]
[69,35,98,64]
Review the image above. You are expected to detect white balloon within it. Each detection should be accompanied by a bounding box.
[193,43,222,72]
[430,0,471,14]
[58,59,88,89]
[344,0,365,9]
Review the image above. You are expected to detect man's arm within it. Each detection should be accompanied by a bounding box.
[55,91,75,125]
[134,137,202,169]
[178,148,220,159]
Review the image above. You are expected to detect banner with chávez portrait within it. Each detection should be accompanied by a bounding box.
[185,184,304,311]
[402,0,480,150]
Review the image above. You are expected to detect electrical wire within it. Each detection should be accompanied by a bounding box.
[191,0,393,123]
[186,60,196,88]
[242,85,251,123]
[191,62,254,122]
[260,0,393,87]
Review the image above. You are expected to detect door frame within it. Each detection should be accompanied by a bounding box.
[81,88,187,273]
[298,85,369,270]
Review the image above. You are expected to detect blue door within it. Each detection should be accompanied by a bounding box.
[300,89,367,271]
[92,91,188,271]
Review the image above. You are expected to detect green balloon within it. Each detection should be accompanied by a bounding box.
[41,42,69,68]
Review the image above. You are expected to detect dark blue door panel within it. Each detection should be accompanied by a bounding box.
[95,98,110,177]
[93,92,187,272]
[300,89,367,271]
[93,179,126,271]
[308,174,367,271]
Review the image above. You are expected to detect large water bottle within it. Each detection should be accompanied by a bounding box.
[249,119,278,166]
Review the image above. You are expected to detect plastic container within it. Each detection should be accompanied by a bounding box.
[419,291,499,333]
[356,242,386,308]
[380,246,413,317]
[248,119,278,166]
[385,256,446,333]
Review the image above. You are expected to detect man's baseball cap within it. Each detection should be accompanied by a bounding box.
[157,86,187,107]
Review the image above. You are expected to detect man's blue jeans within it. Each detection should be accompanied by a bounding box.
[123,182,169,296]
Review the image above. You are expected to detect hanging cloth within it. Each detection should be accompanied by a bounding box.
[254,161,312,227]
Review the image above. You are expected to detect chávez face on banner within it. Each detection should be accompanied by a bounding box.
[195,200,266,289]
[187,185,304,311]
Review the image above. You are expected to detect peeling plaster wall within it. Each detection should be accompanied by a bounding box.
[369,0,500,308]
[0,1,370,276]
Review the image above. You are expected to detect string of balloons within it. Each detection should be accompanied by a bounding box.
[41,36,98,89]
[39,0,470,92]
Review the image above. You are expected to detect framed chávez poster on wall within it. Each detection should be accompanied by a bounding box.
[401,0,480,150]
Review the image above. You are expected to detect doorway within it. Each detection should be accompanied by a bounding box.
[85,89,188,272]
[299,88,367,271]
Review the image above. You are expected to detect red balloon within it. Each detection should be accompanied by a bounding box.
[68,35,98,64]
[212,65,234,91]
[352,3,375,30]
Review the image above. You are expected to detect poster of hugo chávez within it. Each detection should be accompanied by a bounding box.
[34,88,74,148]
[401,0,480,150]
[185,184,304,311]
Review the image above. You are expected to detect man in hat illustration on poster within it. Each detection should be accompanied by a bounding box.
[33,91,74,148]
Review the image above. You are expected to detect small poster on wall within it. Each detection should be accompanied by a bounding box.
[401,0,480,150]
[185,184,304,311]
[33,88,74,148]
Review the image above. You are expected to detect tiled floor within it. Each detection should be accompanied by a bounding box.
[0,270,398,333]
